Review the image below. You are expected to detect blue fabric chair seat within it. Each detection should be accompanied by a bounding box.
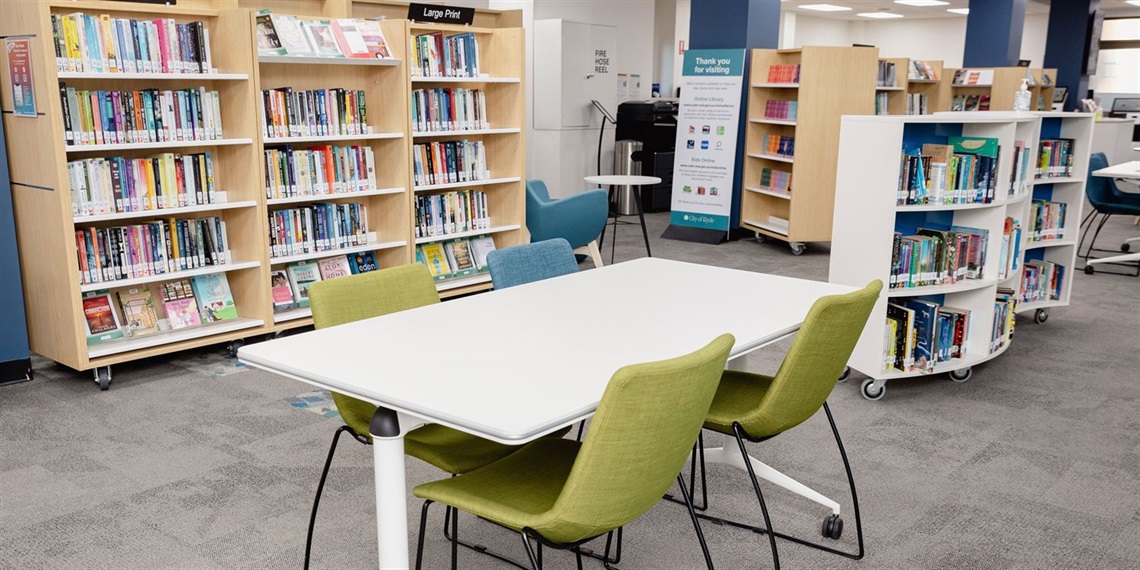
[486,238,579,290]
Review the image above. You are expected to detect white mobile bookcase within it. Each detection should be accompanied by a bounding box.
[829,112,1093,401]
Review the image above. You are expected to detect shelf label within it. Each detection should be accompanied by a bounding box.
[670,49,746,232]
[5,37,36,117]
[408,3,476,26]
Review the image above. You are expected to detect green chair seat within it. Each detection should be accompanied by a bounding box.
[703,370,776,436]
[406,424,531,475]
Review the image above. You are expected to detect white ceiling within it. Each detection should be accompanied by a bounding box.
[781,0,1140,21]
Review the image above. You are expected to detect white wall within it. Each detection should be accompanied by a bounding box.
[672,0,690,98]
[654,0,677,98]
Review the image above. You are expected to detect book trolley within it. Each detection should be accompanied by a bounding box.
[829,112,1092,401]
[0,0,526,389]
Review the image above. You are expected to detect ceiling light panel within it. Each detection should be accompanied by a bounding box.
[895,0,949,6]
[947,8,970,15]
[798,4,853,11]
[859,12,906,18]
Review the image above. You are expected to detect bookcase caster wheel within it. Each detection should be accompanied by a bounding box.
[837,366,851,383]
[789,242,807,256]
[93,367,112,391]
[821,514,843,540]
[228,339,245,358]
[860,378,884,401]
[1123,242,1132,253]
[1084,265,1095,275]
[948,367,972,383]
[1034,308,1049,324]
[754,232,767,243]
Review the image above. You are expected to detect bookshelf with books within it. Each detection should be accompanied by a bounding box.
[874,57,908,116]
[830,113,1055,401]
[743,47,878,254]
[945,67,1057,112]
[1,1,270,388]
[906,59,946,115]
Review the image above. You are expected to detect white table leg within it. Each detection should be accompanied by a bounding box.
[1086,252,1140,266]
[369,408,424,570]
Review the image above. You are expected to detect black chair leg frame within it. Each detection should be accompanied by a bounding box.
[419,473,712,570]
[672,402,866,568]
[305,425,368,570]
[1078,210,1140,276]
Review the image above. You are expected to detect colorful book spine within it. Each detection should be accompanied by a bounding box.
[261,88,370,139]
[68,152,217,216]
[412,139,488,187]
[263,145,376,200]
[763,99,797,121]
[413,190,490,238]
[1034,138,1075,179]
[52,14,211,74]
[74,216,229,284]
[267,202,369,258]
[411,87,489,132]
[60,85,223,146]
[765,64,800,84]
[411,32,480,78]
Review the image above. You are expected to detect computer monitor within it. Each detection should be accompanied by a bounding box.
[1111,97,1140,114]
[1053,87,1068,105]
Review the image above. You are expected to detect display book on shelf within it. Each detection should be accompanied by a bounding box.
[945,67,1057,112]
[828,112,1092,401]
[742,47,878,254]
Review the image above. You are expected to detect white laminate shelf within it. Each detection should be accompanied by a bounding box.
[414,177,521,192]
[1015,299,1067,313]
[58,71,249,80]
[274,307,312,323]
[266,187,405,205]
[750,118,797,126]
[908,79,940,84]
[65,138,252,153]
[436,272,492,292]
[747,153,795,164]
[412,128,521,138]
[270,241,407,265]
[88,317,264,359]
[743,219,789,236]
[1023,238,1076,250]
[870,343,1010,380]
[74,200,257,223]
[895,199,1001,212]
[411,76,521,83]
[415,225,521,245]
[1033,176,1081,185]
[876,86,905,91]
[79,260,261,293]
[263,132,403,144]
[744,186,792,200]
[886,278,998,298]
[259,56,400,67]
[751,82,798,88]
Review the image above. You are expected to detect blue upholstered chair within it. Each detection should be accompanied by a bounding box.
[525,180,608,267]
[485,238,579,290]
[1079,153,1140,275]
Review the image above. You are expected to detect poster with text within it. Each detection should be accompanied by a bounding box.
[669,49,745,231]
[5,38,36,117]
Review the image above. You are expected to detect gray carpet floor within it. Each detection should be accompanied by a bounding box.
[2,211,1138,570]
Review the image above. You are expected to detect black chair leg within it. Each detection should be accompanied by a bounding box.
[677,474,716,570]
[415,501,433,570]
[443,502,530,568]
[520,533,541,570]
[305,425,352,570]
[822,401,866,560]
[733,423,781,570]
[574,547,585,570]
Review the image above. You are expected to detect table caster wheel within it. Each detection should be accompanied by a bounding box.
[93,366,111,391]
[949,367,972,383]
[1123,242,1131,253]
[837,366,851,383]
[228,338,245,358]
[1034,308,1049,324]
[821,514,843,540]
[754,232,767,244]
[1084,265,1095,275]
[789,242,807,256]
[861,378,884,401]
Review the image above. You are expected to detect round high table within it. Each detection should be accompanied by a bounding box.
[585,175,661,264]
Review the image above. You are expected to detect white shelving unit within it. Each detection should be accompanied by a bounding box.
[829,113,1092,401]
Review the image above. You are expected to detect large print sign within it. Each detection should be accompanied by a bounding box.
[670,49,745,231]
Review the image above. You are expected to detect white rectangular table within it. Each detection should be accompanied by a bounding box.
[238,257,855,569]
[1089,161,1140,268]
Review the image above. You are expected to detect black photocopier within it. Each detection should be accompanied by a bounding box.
[616,99,678,212]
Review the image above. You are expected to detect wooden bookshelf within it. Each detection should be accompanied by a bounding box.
[945,67,1058,111]
[906,60,947,114]
[875,57,909,116]
[829,112,1092,401]
[741,47,878,254]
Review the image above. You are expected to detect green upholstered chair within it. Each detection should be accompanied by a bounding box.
[304,264,535,569]
[685,280,882,569]
[413,333,736,570]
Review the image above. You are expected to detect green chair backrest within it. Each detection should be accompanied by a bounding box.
[531,334,735,544]
[740,280,882,438]
[308,264,441,439]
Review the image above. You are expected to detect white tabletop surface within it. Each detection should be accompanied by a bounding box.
[585,175,663,186]
[1093,160,1140,180]
[239,258,854,444]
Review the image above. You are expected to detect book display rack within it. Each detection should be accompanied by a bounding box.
[829,112,1092,401]
[742,47,878,254]
[0,0,526,388]
[944,67,1057,112]
[906,59,946,115]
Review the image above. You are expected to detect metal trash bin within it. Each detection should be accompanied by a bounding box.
[613,140,643,215]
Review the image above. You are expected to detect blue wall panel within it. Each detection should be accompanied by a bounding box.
[0,117,31,382]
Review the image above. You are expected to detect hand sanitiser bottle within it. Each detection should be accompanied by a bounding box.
[1014,79,1031,112]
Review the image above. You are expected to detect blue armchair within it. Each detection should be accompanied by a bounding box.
[1078,153,1140,275]
[525,179,608,267]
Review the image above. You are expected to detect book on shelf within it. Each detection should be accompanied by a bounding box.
[468,235,497,270]
[411,31,481,78]
[889,225,988,289]
[348,251,378,274]
[160,278,202,330]
[1028,200,1068,242]
[258,14,392,60]
[69,151,218,216]
[1035,138,1075,178]
[59,85,223,146]
[286,261,322,308]
[190,273,238,322]
[1009,140,1033,196]
[270,269,296,311]
[75,216,230,285]
[952,69,994,86]
[419,243,451,278]
[261,88,370,139]
[897,138,999,205]
[416,235,497,281]
[877,61,897,88]
[303,20,343,58]
[118,286,160,337]
[412,88,490,132]
[908,61,939,81]
[317,256,352,280]
[758,167,791,194]
[997,217,1023,280]
[268,202,369,258]
[993,287,1016,352]
[412,140,489,186]
[414,189,490,238]
[1020,261,1066,303]
[761,134,795,158]
[445,240,477,277]
[950,94,991,112]
[263,145,376,200]
[51,13,214,75]
[762,99,797,121]
[765,64,799,84]
[83,291,126,345]
[884,299,971,373]
[875,92,890,116]
[906,93,927,115]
